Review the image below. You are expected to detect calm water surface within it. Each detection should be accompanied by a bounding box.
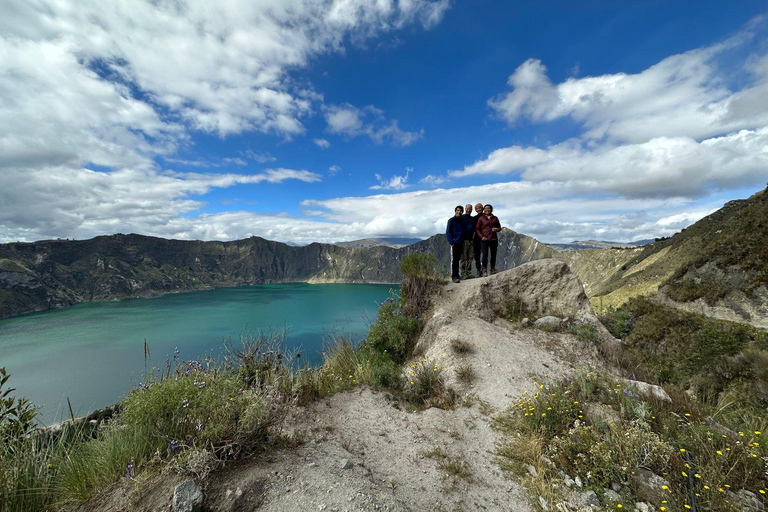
[0,283,395,424]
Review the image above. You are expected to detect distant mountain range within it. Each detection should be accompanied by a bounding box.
[548,239,653,251]
[1,187,766,326]
[332,237,424,249]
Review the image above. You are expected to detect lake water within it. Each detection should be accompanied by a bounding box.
[0,283,395,424]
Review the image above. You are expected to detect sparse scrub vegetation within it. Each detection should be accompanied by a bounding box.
[450,337,474,354]
[496,370,768,511]
[404,359,455,409]
[567,321,599,343]
[455,364,476,384]
[501,295,531,322]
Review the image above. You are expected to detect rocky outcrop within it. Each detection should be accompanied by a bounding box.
[0,228,557,319]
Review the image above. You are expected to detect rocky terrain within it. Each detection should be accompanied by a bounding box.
[71,259,615,512]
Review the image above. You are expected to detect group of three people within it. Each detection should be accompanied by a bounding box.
[446,203,502,283]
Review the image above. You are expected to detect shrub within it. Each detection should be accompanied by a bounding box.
[367,301,420,364]
[400,252,445,317]
[0,368,38,441]
[598,306,635,339]
[501,296,531,322]
[567,322,599,343]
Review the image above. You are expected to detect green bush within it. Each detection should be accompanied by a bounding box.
[400,252,445,280]
[567,322,599,343]
[0,368,37,441]
[367,301,420,364]
[598,306,634,339]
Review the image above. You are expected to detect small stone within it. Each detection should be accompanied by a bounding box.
[340,459,353,470]
[635,502,650,512]
[564,477,574,487]
[526,465,538,477]
[521,318,530,327]
[604,488,621,502]
[319,505,327,511]
[574,476,583,488]
[611,482,622,492]
[173,480,203,512]
[577,490,600,508]
[308,462,318,468]
[539,496,549,511]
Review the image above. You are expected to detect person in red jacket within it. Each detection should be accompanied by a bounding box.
[475,204,502,277]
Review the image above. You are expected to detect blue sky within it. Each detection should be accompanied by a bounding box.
[1,0,767,244]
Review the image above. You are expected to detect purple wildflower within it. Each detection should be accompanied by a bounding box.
[181,398,189,409]
[125,460,135,479]
[168,440,180,453]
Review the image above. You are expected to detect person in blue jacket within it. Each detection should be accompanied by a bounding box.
[446,205,465,283]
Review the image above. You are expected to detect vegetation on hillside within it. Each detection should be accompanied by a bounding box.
[566,187,768,311]
[495,298,768,511]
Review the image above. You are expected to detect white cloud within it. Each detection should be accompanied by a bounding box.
[325,104,424,146]
[0,166,320,243]
[328,164,342,175]
[370,167,412,190]
[0,0,448,172]
[313,138,331,148]
[419,174,446,186]
[489,24,768,144]
[452,128,768,199]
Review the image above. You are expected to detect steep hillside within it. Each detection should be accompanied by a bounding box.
[560,187,768,328]
[0,228,555,319]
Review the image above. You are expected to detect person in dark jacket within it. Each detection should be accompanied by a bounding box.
[445,205,465,283]
[459,203,475,279]
[475,204,502,277]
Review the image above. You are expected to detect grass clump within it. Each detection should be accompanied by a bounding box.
[501,296,531,322]
[404,359,455,409]
[567,321,599,343]
[597,306,635,339]
[455,364,476,385]
[450,338,474,355]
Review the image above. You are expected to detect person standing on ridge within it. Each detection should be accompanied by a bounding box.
[446,205,465,283]
[476,204,502,277]
[472,202,484,277]
[459,203,475,280]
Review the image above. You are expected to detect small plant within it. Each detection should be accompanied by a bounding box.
[598,306,635,339]
[455,364,476,384]
[404,359,455,409]
[502,296,530,322]
[366,301,420,364]
[567,321,599,343]
[450,337,474,354]
[0,368,38,441]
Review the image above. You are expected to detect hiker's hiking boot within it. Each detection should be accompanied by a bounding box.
[452,276,460,283]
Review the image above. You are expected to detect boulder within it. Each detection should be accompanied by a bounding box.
[173,479,203,512]
[622,379,671,403]
[533,316,564,331]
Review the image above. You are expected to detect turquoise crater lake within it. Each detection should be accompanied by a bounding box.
[0,283,395,425]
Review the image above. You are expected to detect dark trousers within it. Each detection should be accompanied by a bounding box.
[450,243,463,278]
[481,239,498,271]
[473,237,482,273]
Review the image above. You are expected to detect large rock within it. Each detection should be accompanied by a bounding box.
[173,479,203,512]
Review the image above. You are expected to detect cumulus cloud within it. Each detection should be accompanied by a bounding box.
[419,174,447,186]
[452,128,768,199]
[313,138,331,148]
[489,23,768,144]
[325,104,424,146]
[0,0,448,170]
[370,167,412,189]
[328,164,342,175]
[0,166,320,243]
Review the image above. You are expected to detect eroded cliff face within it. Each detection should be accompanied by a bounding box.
[0,229,556,319]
